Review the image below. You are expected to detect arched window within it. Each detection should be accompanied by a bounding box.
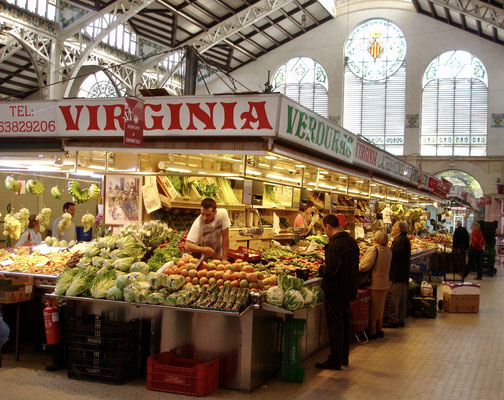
[421,51,488,156]
[272,57,328,117]
[343,19,406,155]
[77,70,125,98]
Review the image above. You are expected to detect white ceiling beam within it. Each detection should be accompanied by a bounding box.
[429,0,504,29]
[141,0,295,71]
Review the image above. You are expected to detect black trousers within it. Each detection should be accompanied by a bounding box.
[325,301,351,366]
[466,249,483,279]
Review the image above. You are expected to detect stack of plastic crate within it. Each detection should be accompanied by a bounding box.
[480,221,497,276]
[281,318,306,383]
[66,315,141,384]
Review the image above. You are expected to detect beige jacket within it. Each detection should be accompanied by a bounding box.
[359,244,392,290]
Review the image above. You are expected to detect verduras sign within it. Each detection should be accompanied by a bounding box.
[277,98,356,164]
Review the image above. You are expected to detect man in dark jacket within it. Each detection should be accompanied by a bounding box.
[317,214,359,370]
[386,221,411,328]
[453,221,469,275]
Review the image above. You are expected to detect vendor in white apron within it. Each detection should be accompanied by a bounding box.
[185,198,231,262]
[15,215,42,247]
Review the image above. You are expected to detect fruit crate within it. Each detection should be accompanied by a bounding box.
[66,315,141,385]
[281,362,305,383]
[282,318,305,366]
[227,246,262,262]
[146,352,219,396]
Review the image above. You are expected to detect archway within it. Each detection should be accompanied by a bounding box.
[435,169,484,198]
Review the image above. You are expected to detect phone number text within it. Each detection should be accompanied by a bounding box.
[0,120,56,133]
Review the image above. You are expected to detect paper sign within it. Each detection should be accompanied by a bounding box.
[124,97,144,147]
[143,182,162,213]
[0,259,14,267]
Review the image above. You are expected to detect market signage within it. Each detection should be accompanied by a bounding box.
[277,97,356,164]
[124,97,144,147]
[353,138,412,183]
[428,177,452,199]
[0,95,280,137]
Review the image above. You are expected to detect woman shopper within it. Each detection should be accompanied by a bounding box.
[386,221,411,328]
[359,230,392,339]
[465,222,486,280]
[15,215,42,247]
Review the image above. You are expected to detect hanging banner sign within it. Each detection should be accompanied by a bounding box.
[353,138,411,182]
[0,95,280,138]
[429,177,452,199]
[277,97,356,164]
[124,97,144,147]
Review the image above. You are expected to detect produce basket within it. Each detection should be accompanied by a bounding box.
[146,352,219,396]
[227,246,262,262]
[281,318,306,383]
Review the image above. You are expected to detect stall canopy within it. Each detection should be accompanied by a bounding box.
[0,94,439,198]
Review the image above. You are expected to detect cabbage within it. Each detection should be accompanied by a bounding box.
[92,257,107,267]
[90,270,117,299]
[168,275,185,292]
[312,286,325,303]
[152,274,168,290]
[112,257,135,272]
[55,268,80,296]
[146,292,165,305]
[300,287,315,310]
[283,289,305,311]
[135,289,152,304]
[130,262,149,275]
[278,275,303,291]
[106,285,124,301]
[266,286,284,307]
[66,269,95,297]
[123,284,139,302]
[84,245,100,257]
[115,274,129,290]
[97,236,118,249]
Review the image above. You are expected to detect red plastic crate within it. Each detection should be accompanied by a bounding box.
[350,290,371,333]
[227,246,262,262]
[146,352,219,396]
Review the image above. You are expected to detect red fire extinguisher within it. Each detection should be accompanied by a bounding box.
[43,302,61,345]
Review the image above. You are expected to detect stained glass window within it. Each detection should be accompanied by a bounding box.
[421,51,488,156]
[78,71,125,98]
[272,57,328,117]
[343,19,406,155]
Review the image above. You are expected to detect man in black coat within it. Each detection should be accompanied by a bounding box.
[317,214,359,370]
[386,221,411,328]
[453,221,469,274]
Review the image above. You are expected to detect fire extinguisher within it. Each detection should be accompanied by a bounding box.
[43,302,61,345]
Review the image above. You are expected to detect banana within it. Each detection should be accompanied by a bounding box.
[5,176,20,192]
[51,185,61,199]
[89,184,101,199]
[26,180,45,195]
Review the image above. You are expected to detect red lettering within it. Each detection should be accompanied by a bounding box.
[103,104,124,131]
[167,103,183,130]
[59,105,84,130]
[187,102,216,130]
[86,105,100,130]
[221,102,237,130]
[144,103,163,130]
[240,101,272,130]
[9,105,15,117]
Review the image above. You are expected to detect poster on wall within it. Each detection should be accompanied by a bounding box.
[104,175,143,225]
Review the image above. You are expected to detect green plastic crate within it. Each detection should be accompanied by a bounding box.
[282,319,306,365]
[281,363,305,383]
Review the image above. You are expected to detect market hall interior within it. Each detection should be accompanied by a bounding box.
[1,269,501,400]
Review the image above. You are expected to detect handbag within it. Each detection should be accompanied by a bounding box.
[358,247,379,289]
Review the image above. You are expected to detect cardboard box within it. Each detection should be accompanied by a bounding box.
[0,276,34,304]
[443,293,479,313]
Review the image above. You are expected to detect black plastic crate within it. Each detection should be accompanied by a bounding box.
[68,361,138,385]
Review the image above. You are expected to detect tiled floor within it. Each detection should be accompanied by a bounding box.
[1,270,503,400]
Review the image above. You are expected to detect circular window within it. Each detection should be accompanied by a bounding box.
[345,19,406,81]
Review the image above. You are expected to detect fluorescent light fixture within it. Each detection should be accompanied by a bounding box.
[219,156,241,162]
[266,174,300,183]
[295,164,306,168]
[361,191,369,195]
[198,171,208,174]
[319,171,329,175]
[166,167,192,173]
[339,176,347,179]
[265,155,277,160]
[258,163,270,168]
[348,189,360,194]
[273,166,284,170]
[370,183,377,187]
[398,198,409,203]
[246,170,262,176]
[320,183,337,190]
[215,173,239,177]
[356,180,364,183]
[371,194,385,199]
[226,176,244,180]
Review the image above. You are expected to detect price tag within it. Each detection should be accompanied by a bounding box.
[37,247,53,255]
[0,259,14,267]
[25,284,33,294]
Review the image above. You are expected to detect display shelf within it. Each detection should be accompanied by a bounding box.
[410,248,438,260]
[261,302,293,315]
[48,293,250,317]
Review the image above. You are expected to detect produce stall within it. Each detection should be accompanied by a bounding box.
[0,93,446,391]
